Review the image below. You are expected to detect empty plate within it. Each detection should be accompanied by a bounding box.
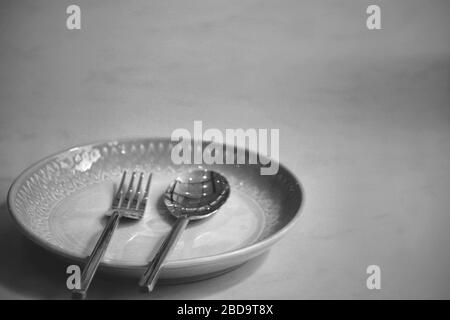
[7,138,303,282]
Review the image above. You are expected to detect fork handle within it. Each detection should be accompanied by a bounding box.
[72,210,121,300]
[139,216,189,292]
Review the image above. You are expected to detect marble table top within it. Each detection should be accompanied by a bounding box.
[0,0,449,299]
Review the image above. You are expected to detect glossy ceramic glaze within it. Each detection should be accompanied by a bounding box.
[8,138,303,281]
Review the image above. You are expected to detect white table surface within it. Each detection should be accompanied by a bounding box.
[0,0,449,299]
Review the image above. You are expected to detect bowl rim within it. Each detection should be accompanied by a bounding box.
[7,137,304,270]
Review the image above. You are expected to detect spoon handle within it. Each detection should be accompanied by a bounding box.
[139,216,189,291]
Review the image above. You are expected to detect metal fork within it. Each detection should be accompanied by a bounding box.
[72,171,152,300]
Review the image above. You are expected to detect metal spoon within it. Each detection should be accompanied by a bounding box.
[139,168,230,291]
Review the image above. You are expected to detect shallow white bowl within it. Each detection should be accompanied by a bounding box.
[7,138,303,282]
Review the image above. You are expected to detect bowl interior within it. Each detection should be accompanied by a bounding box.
[8,138,302,267]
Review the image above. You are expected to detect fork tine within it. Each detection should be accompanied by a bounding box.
[123,171,137,209]
[137,173,152,211]
[112,171,127,208]
[131,172,144,209]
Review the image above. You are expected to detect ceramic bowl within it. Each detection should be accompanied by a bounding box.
[7,138,303,281]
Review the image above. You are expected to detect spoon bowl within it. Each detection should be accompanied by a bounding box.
[164,169,230,219]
